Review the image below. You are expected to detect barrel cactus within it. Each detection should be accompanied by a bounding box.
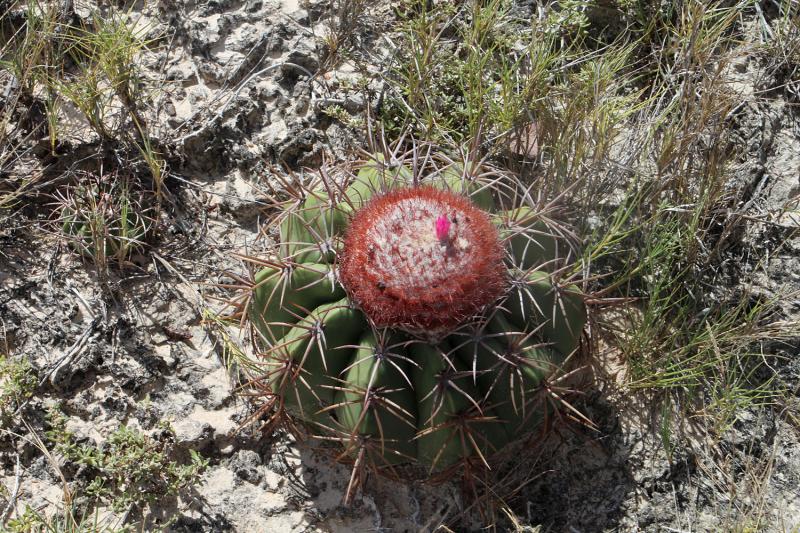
[240,148,587,491]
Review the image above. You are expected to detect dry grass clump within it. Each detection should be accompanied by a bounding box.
[0,0,165,221]
[1,0,167,282]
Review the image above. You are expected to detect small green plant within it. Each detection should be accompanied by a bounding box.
[55,8,166,204]
[6,504,129,533]
[54,172,154,274]
[321,104,364,129]
[320,0,370,69]
[49,8,155,139]
[0,0,62,210]
[234,146,589,500]
[544,0,591,40]
[202,308,263,383]
[0,355,37,422]
[46,408,209,514]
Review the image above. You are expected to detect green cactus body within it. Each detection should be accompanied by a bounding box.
[505,270,587,357]
[280,190,349,263]
[454,333,546,439]
[335,331,418,465]
[250,264,344,345]
[498,206,567,271]
[270,299,364,427]
[246,155,587,474]
[410,340,510,469]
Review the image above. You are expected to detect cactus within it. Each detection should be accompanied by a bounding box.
[55,172,152,265]
[240,149,587,490]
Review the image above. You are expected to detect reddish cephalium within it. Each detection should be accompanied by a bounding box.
[339,186,507,334]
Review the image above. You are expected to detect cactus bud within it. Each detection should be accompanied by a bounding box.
[339,186,507,335]
[435,214,451,242]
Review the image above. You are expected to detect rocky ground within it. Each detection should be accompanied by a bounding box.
[0,0,798,531]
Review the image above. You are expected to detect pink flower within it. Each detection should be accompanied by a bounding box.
[435,215,451,241]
